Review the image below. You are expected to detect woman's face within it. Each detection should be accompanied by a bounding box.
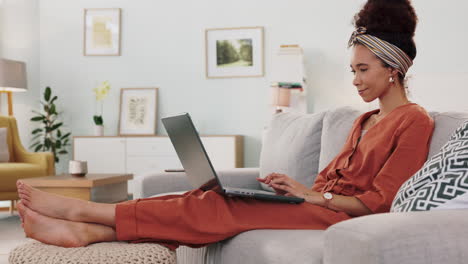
[350,44,393,102]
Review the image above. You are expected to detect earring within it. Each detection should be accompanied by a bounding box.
[389,76,394,83]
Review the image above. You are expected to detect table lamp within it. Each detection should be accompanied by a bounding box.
[0,58,27,116]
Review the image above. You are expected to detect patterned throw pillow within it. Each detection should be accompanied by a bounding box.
[391,120,468,212]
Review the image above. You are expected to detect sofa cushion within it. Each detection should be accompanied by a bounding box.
[259,112,325,191]
[427,111,468,159]
[205,229,324,264]
[0,127,9,162]
[318,106,362,172]
[391,120,468,212]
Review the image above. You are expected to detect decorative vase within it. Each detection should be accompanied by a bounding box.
[93,125,104,136]
[69,160,88,177]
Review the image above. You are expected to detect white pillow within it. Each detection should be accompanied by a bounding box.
[259,111,325,191]
[0,127,9,162]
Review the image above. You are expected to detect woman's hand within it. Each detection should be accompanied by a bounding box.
[257,173,323,205]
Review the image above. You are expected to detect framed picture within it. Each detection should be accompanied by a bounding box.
[118,88,158,136]
[84,8,121,56]
[205,26,264,78]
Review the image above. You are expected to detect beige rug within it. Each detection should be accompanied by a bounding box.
[0,211,30,264]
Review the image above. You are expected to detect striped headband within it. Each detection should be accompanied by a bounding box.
[348,27,413,76]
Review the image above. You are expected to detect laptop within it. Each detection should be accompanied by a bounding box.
[162,113,304,204]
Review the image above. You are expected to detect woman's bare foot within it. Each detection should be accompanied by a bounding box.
[17,202,117,247]
[17,181,85,222]
[17,200,25,228]
[17,181,117,227]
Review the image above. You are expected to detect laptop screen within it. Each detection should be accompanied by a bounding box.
[162,113,222,191]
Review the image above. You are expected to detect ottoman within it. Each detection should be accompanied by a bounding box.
[9,241,176,264]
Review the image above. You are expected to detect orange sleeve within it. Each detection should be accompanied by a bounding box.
[355,116,434,213]
[312,173,326,192]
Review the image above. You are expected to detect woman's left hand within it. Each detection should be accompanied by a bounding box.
[257,173,323,205]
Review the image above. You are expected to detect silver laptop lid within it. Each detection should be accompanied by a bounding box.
[162,113,222,191]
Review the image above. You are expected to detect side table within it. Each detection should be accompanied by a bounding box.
[20,173,133,203]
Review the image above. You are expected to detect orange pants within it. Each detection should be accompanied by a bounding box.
[115,188,352,249]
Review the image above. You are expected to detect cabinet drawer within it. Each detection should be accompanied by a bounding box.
[126,137,176,156]
[126,156,182,176]
[74,137,126,173]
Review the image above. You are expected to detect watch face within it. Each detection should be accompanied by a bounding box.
[324,192,333,200]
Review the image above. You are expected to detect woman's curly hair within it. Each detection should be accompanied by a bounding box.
[353,0,418,61]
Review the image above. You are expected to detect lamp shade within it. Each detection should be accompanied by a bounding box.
[271,86,290,107]
[0,59,27,92]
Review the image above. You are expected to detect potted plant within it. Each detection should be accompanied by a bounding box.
[93,81,111,136]
[30,86,71,163]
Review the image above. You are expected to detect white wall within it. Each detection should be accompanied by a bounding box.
[0,0,40,149]
[0,0,39,206]
[3,0,468,172]
[407,0,468,112]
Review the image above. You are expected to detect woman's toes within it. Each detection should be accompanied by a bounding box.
[21,199,30,207]
[21,183,31,192]
[18,190,29,197]
[17,201,24,211]
[17,203,25,221]
[19,195,30,204]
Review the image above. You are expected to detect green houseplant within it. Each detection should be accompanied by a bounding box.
[30,86,71,163]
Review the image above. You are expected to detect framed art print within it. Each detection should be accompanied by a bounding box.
[205,26,264,78]
[118,88,158,136]
[84,8,121,56]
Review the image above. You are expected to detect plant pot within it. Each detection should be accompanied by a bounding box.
[93,125,104,136]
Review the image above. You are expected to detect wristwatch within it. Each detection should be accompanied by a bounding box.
[322,192,333,208]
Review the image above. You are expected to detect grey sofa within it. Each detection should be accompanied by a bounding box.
[135,107,468,264]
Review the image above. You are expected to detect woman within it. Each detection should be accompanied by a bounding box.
[16,0,433,249]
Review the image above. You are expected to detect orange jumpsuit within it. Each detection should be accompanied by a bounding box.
[116,103,434,249]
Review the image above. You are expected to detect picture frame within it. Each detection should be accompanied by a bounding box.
[205,26,264,78]
[118,88,158,136]
[84,8,121,56]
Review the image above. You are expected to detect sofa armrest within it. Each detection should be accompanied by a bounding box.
[324,209,468,264]
[136,168,261,199]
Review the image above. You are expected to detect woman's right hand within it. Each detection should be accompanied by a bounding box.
[257,173,325,205]
[257,173,288,195]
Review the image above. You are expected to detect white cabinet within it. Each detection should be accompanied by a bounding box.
[125,137,182,177]
[73,137,126,173]
[73,135,243,194]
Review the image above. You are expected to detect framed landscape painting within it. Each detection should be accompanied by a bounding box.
[118,88,158,136]
[205,26,264,78]
[84,8,121,56]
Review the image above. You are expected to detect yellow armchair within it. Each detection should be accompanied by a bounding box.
[0,115,55,204]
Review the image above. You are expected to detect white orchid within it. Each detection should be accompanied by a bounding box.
[93,81,111,101]
[93,81,111,126]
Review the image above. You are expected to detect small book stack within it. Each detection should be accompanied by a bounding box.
[270,45,307,113]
